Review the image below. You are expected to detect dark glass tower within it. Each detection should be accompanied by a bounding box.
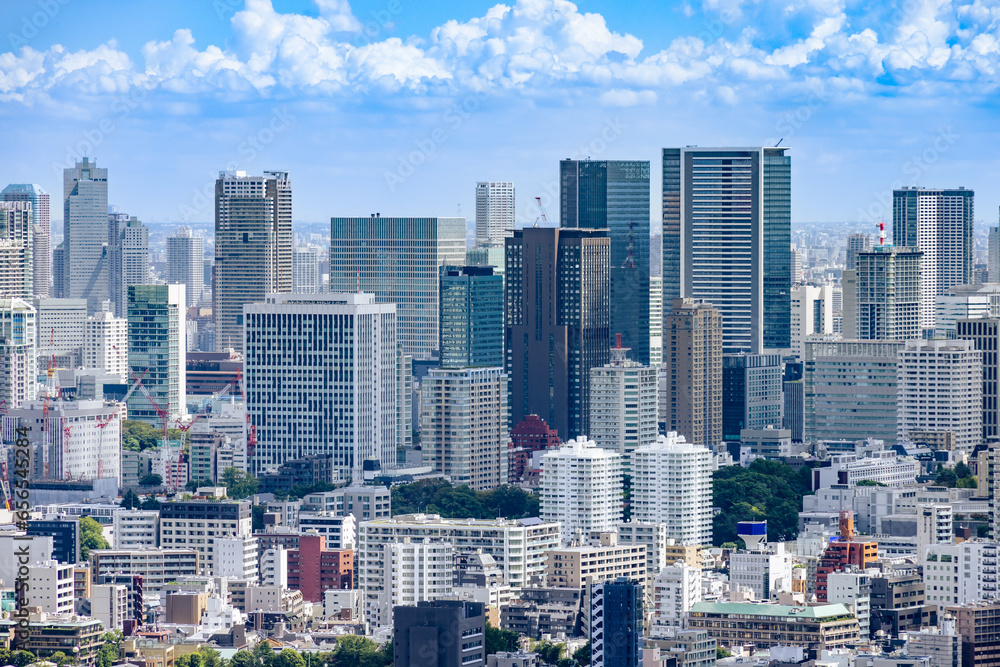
[561,159,650,364]
[591,577,642,667]
[439,265,503,369]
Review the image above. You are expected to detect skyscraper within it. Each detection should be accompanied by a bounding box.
[893,187,975,328]
[292,245,322,294]
[475,181,515,247]
[107,210,149,318]
[855,245,922,340]
[0,298,36,410]
[990,226,1000,284]
[956,318,1000,446]
[505,227,611,439]
[243,293,397,479]
[63,158,109,309]
[329,216,465,361]
[591,578,643,667]
[2,184,49,298]
[846,233,872,271]
[561,159,651,364]
[214,170,292,354]
[0,201,32,298]
[589,340,658,473]
[166,228,204,308]
[722,353,784,452]
[664,298,723,450]
[83,312,128,382]
[127,285,187,425]
[439,265,503,369]
[663,147,791,353]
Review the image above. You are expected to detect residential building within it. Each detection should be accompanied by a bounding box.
[501,587,584,640]
[476,181,515,246]
[816,512,879,602]
[292,244,322,294]
[329,215,465,360]
[856,245,923,340]
[368,538,454,629]
[261,546,288,588]
[903,618,962,667]
[923,542,1000,606]
[300,485,392,523]
[393,600,486,667]
[591,578,643,667]
[0,298,35,410]
[540,437,623,545]
[286,534,353,603]
[214,169,292,353]
[166,227,204,308]
[589,340,658,473]
[0,613,104,665]
[0,200,32,298]
[244,293,397,479]
[950,601,1000,667]
[439,265,504,369]
[212,536,258,582]
[917,504,954,557]
[507,415,561,484]
[158,499,251,571]
[561,159,651,364]
[651,563,702,632]
[82,311,127,381]
[0,533,52,586]
[664,298,722,449]
[188,432,225,484]
[730,542,793,600]
[126,284,187,424]
[505,227,611,439]
[827,571,873,638]
[643,630,717,667]
[107,211,149,318]
[27,560,75,613]
[650,275,663,366]
[956,318,1000,445]
[296,513,356,549]
[90,548,199,593]
[63,158,109,309]
[91,583,129,631]
[2,183,50,297]
[546,535,647,589]
[112,509,159,549]
[662,146,791,353]
[722,353,783,452]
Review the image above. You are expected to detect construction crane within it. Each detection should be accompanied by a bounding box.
[173,373,239,435]
[0,462,10,511]
[95,368,149,479]
[533,197,550,228]
[236,370,257,458]
[130,368,171,442]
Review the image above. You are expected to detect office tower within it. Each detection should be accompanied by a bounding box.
[632,432,713,546]
[936,285,1000,338]
[214,170,292,354]
[393,600,486,667]
[475,181,515,247]
[34,297,88,371]
[855,245,922,340]
[107,210,149,317]
[722,353,783,452]
[0,298,36,410]
[662,147,791,353]
[82,312,127,381]
[166,228,204,308]
[2,184,50,297]
[846,233,872,271]
[893,187,975,328]
[589,340,658,473]
[540,437,622,545]
[159,499,252,571]
[26,518,81,564]
[244,293,396,479]
[126,285,187,425]
[63,158,109,308]
[990,227,1000,284]
[790,244,803,285]
[329,216,465,360]
[590,578,642,667]
[957,318,1000,445]
[561,159,651,364]
[650,276,663,367]
[841,269,857,338]
[898,339,982,454]
[421,367,507,491]
[0,201,32,298]
[292,245,322,294]
[51,244,65,298]
[804,340,902,445]
[505,227,611,439]
[664,298,722,449]
[439,266,503,369]
[790,284,835,357]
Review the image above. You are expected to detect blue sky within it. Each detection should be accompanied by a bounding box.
[1,0,998,228]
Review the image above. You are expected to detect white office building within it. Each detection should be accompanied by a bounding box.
[922,541,999,606]
[34,297,88,371]
[791,284,836,357]
[475,181,515,247]
[898,339,983,453]
[917,504,954,557]
[540,437,623,546]
[112,509,159,549]
[650,276,663,367]
[0,298,36,410]
[729,543,793,600]
[83,311,128,382]
[589,343,658,473]
[651,562,702,632]
[213,536,258,583]
[260,546,288,588]
[631,432,713,546]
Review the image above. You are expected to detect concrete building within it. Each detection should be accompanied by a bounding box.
[89,548,199,592]
[300,485,392,523]
[112,509,159,550]
[935,284,1000,337]
[2,183,50,298]
[827,570,872,638]
[63,158,109,309]
[651,562,702,632]
[791,284,836,357]
[650,275,663,367]
[127,284,187,424]
[286,534,352,603]
[27,518,81,564]
[589,341,658,473]
[27,560,75,613]
[291,244,322,294]
[856,244,923,340]
[475,181,515,247]
[847,233,873,271]
[722,352,783,452]
[0,298,35,410]
[82,311,128,382]
[0,200,33,298]
[903,618,962,667]
[923,542,1000,606]
[296,512,356,549]
[158,499,251,571]
[730,542,793,600]
[665,298,722,449]
[591,577,643,667]
[368,538,454,629]
[212,536,258,582]
[540,437,623,546]
[107,212,149,318]
[956,318,1000,446]
[261,546,288,588]
[439,265,504,369]
[34,296,87,370]
[616,522,670,581]
[949,601,1000,667]
[91,583,128,631]
[545,536,647,589]
[166,227,204,308]
[393,600,486,667]
[917,504,954,557]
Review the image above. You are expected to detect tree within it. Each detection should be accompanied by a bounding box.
[391,479,540,520]
[272,649,306,667]
[534,640,564,665]
[229,651,257,667]
[957,476,978,489]
[486,623,520,654]
[198,646,224,667]
[955,461,972,479]
[139,473,163,487]
[253,641,276,667]
[936,468,959,487]
[98,630,125,667]
[222,467,259,499]
[712,459,811,545]
[855,479,887,486]
[253,505,267,532]
[49,652,73,666]
[80,516,109,560]
[120,488,141,509]
[329,635,392,667]
[718,647,733,659]
[186,478,215,492]
[140,496,161,510]
[572,640,591,666]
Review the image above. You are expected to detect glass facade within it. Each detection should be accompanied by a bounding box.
[439,266,503,369]
[127,284,186,425]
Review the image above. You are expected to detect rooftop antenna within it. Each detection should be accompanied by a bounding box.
[775,138,784,147]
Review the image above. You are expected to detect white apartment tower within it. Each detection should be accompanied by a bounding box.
[0,298,36,410]
[292,245,323,294]
[421,366,508,491]
[83,311,128,382]
[0,201,33,298]
[898,339,983,453]
[631,432,713,546]
[790,284,835,357]
[540,436,623,546]
[475,181,515,247]
[368,539,455,629]
[651,562,702,632]
[589,342,658,473]
[166,227,204,308]
[244,293,397,479]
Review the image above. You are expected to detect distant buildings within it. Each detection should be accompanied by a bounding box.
[589,341,657,472]
[83,312,127,382]
[476,181,515,247]
[292,245,323,294]
[0,200,32,298]
[107,210,149,318]
[722,353,783,452]
[540,437,622,546]
[2,183,50,298]
[166,227,204,307]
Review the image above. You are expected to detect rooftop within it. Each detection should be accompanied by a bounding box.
[689,602,854,620]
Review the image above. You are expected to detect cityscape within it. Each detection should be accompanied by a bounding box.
[1,2,1000,667]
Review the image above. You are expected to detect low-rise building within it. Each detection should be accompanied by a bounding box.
[89,548,199,592]
[545,536,646,589]
[0,612,104,665]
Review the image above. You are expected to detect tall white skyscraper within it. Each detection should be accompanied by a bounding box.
[2,184,50,298]
[83,312,128,382]
[421,366,507,491]
[475,181,515,247]
[0,201,32,299]
[126,285,187,425]
[589,341,658,473]
[292,245,323,294]
[631,432,713,546]
[63,158,109,309]
[898,338,982,454]
[166,228,204,308]
[108,210,149,318]
[244,293,397,479]
[540,436,623,546]
[0,298,36,410]
[649,276,663,367]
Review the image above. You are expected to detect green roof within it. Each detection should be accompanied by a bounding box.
[689,602,854,620]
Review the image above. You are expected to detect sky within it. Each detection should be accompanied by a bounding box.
[1,0,999,229]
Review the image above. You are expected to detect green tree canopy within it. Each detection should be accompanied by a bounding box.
[80,516,109,560]
[855,479,887,487]
[120,488,141,509]
[392,479,539,519]
[139,496,161,510]
[139,473,163,487]
[712,459,812,545]
[486,623,520,654]
[222,467,259,499]
[572,640,591,666]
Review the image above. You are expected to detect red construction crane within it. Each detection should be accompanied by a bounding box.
[130,369,171,441]
[534,197,549,227]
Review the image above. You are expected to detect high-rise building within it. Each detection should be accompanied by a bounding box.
[214,170,292,353]
[722,353,783,452]
[166,228,204,308]
[790,244,803,285]
[475,181,515,247]
[107,210,149,318]
[540,436,623,546]
[589,340,658,473]
[505,227,611,439]
[0,201,32,298]
[846,233,872,271]
[244,293,397,479]
[63,158,109,309]
[0,298,36,410]
[2,184,50,298]
[855,245,922,340]
[990,227,1000,285]
[650,276,663,367]
[421,366,507,491]
[591,578,643,667]
[368,539,454,628]
[651,562,703,633]
[664,298,722,449]
[126,285,187,425]
[893,187,975,328]
[329,216,465,360]
[292,245,323,294]
[82,312,128,382]
[662,147,791,353]
[790,284,835,357]
[34,297,88,371]
[561,159,651,364]
[631,432,713,546]
[51,244,65,298]
[957,318,1000,446]
[393,600,486,667]
[439,266,503,369]
[898,338,983,454]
